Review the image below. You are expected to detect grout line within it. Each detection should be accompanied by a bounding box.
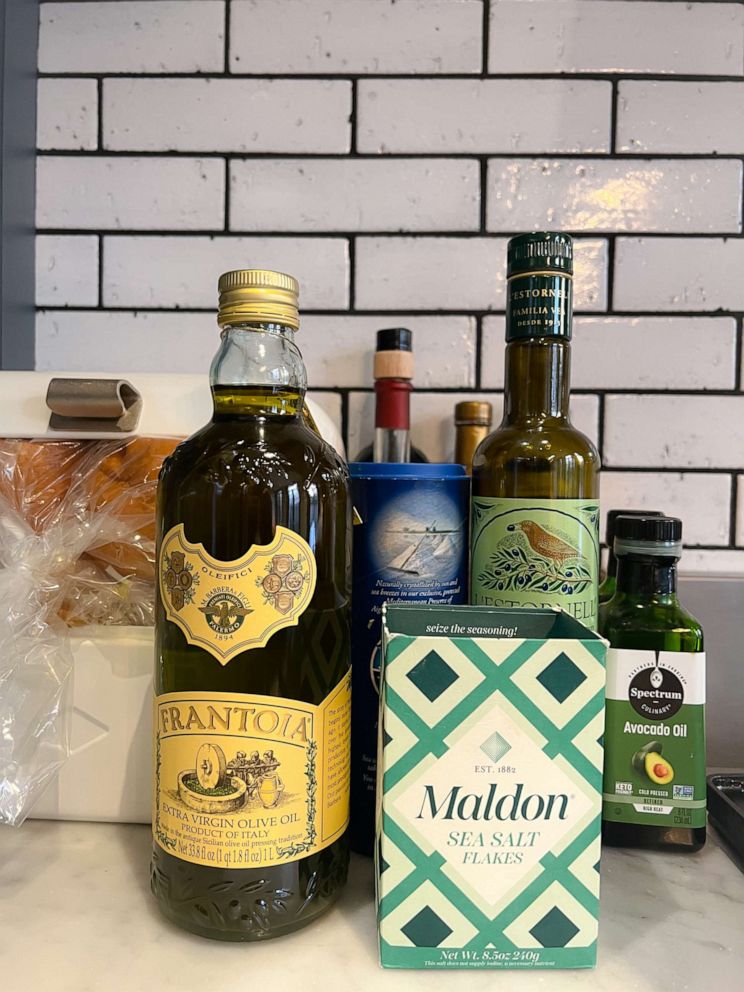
[474,314,484,390]
[97,77,104,150]
[34,149,744,163]
[97,235,104,308]
[606,235,616,312]
[349,79,357,155]
[736,315,744,391]
[35,71,744,83]
[729,473,738,548]
[33,227,744,242]
[609,79,619,154]
[339,389,350,454]
[481,0,490,76]
[32,303,744,322]
[597,394,606,467]
[479,159,488,233]
[224,0,231,75]
[347,237,356,311]
[223,159,230,231]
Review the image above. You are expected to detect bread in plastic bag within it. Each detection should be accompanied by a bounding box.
[0,436,177,825]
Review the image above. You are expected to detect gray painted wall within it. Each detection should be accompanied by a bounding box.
[0,0,38,369]
[680,577,744,768]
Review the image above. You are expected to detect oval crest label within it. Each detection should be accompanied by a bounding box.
[159,524,317,665]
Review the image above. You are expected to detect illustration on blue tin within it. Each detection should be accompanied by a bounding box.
[372,490,464,582]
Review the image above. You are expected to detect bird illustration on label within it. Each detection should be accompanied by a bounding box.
[478,518,593,596]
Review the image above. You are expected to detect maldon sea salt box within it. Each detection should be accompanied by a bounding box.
[377,604,606,970]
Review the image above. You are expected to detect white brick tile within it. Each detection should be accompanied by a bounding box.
[737,476,744,546]
[35,310,212,372]
[355,238,607,312]
[230,159,479,233]
[104,79,351,154]
[487,159,742,234]
[103,236,349,309]
[230,0,482,74]
[301,315,476,388]
[604,395,744,469]
[489,1,743,75]
[37,79,97,152]
[39,1,225,73]
[357,79,611,154]
[347,391,598,464]
[35,236,99,307]
[600,472,731,546]
[36,157,225,231]
[678,550,744,576]
[482,316,737,391]
[615,238,744,312]
[306,391,342,437]
[617,81,744,155]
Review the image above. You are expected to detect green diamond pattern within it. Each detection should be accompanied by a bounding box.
[401,906,453,948]
[480,729,511,764]
[406,650,459,702]
[529,907,580,948]
[537,651,587,703]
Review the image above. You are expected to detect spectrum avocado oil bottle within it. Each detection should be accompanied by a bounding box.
[600,515,706,852]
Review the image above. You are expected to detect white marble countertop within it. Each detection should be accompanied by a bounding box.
[1,821,742,991]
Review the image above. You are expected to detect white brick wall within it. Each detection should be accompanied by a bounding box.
[39,1,225,73]
[358,79,611,154]
[103,236,349,308]
[104,79,351,153]
[37,157,226,230]
[230,0,483,74]
[37,79,97,151]
[33,0,744,570]
[486,160,742,234]
[617,82,744,155]
[489,1,743,75]
[229,159,480,232]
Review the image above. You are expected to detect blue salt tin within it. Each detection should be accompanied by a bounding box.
[348,463,470,855]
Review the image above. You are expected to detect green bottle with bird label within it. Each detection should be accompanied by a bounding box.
[471,232,600,628]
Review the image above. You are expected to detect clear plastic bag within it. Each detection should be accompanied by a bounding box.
[0,436,177,825]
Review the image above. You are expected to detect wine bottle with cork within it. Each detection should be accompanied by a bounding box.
[355,328,428,463]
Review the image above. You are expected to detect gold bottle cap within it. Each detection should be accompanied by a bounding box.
[455,400,492,426]
[218,269,300,330]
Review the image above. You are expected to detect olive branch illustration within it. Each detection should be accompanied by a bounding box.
[477,544,593,594]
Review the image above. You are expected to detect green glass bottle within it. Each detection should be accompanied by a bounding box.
[471,232,600,629]
[600,515,706,852]
[599,508,662,604]
[151,270,352,940]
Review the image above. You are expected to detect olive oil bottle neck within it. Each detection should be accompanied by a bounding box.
[503,338,571,424]
[614,555,679,603]
[210,322,307,419]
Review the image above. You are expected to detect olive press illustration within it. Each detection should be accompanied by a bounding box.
[176,742,285,814]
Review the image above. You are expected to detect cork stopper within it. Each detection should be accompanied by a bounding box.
[373,327,414,380]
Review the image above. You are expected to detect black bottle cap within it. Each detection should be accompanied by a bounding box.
[615,515,683,544]
[376,327,412,352]
[605,508,663,547]
[507,232,573,278]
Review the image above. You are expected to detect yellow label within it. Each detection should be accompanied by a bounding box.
[159,524,317,665]
[153,673,351,869]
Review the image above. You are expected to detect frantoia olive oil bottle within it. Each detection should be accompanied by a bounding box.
[471,233,601,628]
[600,515,706,852]
[151,270,352,940]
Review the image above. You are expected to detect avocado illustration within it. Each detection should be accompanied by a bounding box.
[632,740,674,785]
